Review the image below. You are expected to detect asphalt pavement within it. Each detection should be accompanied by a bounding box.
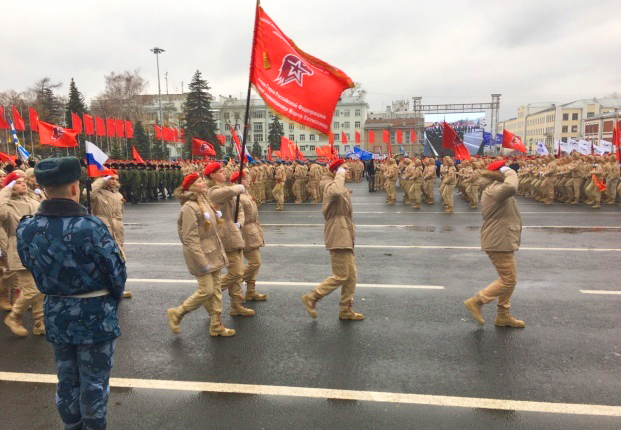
[1,179,621,429]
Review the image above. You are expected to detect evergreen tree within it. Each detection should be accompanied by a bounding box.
[110,141,123,160]
[182,70,220,158]
[268,115,284,150]
[65,78,88,126]
[251,142,262,159]
[151,139,169,160]
[131,121,151,160]
[33,78,64,124]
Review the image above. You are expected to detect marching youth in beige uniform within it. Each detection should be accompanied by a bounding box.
[464,160,525,328]
[301,159,364,321]
[166,172,235,336]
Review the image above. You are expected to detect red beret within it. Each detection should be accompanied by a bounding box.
[230,171,246,183]
[487,160,506,171]
[203,162,222,176]
[329,158,346,172]
[182,173,200,191]
[3,171,23,187]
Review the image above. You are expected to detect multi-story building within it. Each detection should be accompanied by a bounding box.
[141,92,369,159]
[497,98,621,154]
[363,118,424,156]
[584,112,620,143]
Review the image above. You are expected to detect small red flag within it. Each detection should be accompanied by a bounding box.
[341,131,348,144]
[154,125,162,140]
[0,107,9,130]
[11,106,25,130]
[0,152,16,163]
[216,134,226,145]
[106,118,116,137]
[116,119,125,138]
[191,138,216,156]
[132,146,145,163]
[250,5,353,135]
[84,114,95,135]
[368,130,375,144]
[613,117,620,162]
[442,122,461,151]
[396,129,403,144]
[592,175,607,191]
[95,117,106,137]
[382,130,389,144]
[38,121,79,147]
[410,129,417,142]
[268,146,273,161]
[355,131,361,144]
[29,108,39,132]
[124,120,134,138]
[502,129,527,153]
[454,143,471,160]
[280,136,296,160]
[71,112,83,134]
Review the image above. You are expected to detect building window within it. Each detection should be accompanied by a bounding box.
[289,123,294,131]
[251,111,264,119]
[562,113,569,121]
[299,134,305,141]
[345,133,350,141]
[334,110,340,117]
[571,125,578,133]
[344,110,350,117]
[562,126,568,133]
[355,109,361,116]
[224,112,230,119]
[253,123,263,132]
[289,134,295,140]
[561,137,567,142]
[333,122,340,129]
[300,146,306,151]
[587,112,594,118]
[572,113,579,120]
[234,112,240,120]
[334,134,340,141]
[310,145,315,151]
[309,134,315,141]
[343,122,350,129]
[254,134,263,142]
[355,121,361,128]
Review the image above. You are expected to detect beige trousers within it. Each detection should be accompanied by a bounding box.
[221,250,244,303]
[313,249,357,306]
[179,270,222,314]
[409,182,422,205]
[425,179,436,202]
[242,248,261,284]
[570,178,583,201]
[385,181,396,201]
[272,183,284,209]
[442,183,455,207]
[469,185,480,206]
[606,179,619,201]
[0,261,19,303]
[477,251,517,309]
[12,270,44,322]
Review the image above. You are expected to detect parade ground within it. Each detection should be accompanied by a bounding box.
[1,180,621,429]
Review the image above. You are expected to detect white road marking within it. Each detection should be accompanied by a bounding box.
[123,242,621,252]
[261,224,621,230]
[1,372,619,417]
[523,226,621,229]
[580,290,621,295]
[126,279,444,289]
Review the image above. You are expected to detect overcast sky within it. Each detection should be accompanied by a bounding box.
[3,0,620,121]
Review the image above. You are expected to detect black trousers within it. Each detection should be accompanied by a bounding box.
[368,174,375,192]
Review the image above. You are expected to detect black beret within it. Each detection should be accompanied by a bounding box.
[35,157,82,187]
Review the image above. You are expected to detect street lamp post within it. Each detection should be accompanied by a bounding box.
[151,46,165,157]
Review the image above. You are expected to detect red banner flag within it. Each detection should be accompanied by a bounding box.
[71,112,83,134]
[216,134,226,145]
[368,130,375,144]
[106,118,116,137]
[0,107,9,130]
[132,146,145,163]
[280,136,297,160]
[341,131,348,144]
[115,119,125,138]
[0,152,16,163]
[154,125,162,140]
[11,106,25,130]
[268,146,273,161]
[454,143,471,160]
[442,121,461,151]
[502,129,527,153]
[95,117,106,136]
[355,131,361,144]
[410,129,417,142]
[29,108,39,132]
[613,117,620,162]
[38,121,79,147]
[192,138,216,157]
[396,129,403,144]
[249,5,354,135]
[124,120,134,138]
[592,174,607,191]
[382,130,389,144]
[84,114,95,135]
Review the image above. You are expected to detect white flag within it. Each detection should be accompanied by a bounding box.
[536,140,549,156]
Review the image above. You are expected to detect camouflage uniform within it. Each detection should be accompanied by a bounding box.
[17,198,127,430]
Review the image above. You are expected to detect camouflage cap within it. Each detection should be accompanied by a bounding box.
[34,156,82,187]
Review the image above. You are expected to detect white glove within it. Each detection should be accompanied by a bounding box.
[499,166,511,174]
[235,222,242,229]
[336,167,347,175]
[104,175,113,182]
[204,212,211,221]
[0,249,3,257]
[34,189,42,195]
[216,210,223,218]
[6,180,16,189]
[231,184,246,194]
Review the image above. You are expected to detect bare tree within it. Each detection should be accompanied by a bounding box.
[91,70,149,120]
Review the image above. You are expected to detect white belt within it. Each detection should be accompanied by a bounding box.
[63,289,110,299]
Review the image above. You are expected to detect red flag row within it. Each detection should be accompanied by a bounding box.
[367,129,417,145]
[154,125,186,143]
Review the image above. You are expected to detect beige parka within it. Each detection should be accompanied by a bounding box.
[319,169,355,250]
[0,185,40,270]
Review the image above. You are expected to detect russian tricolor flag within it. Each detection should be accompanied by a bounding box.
[85,141,114,177]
